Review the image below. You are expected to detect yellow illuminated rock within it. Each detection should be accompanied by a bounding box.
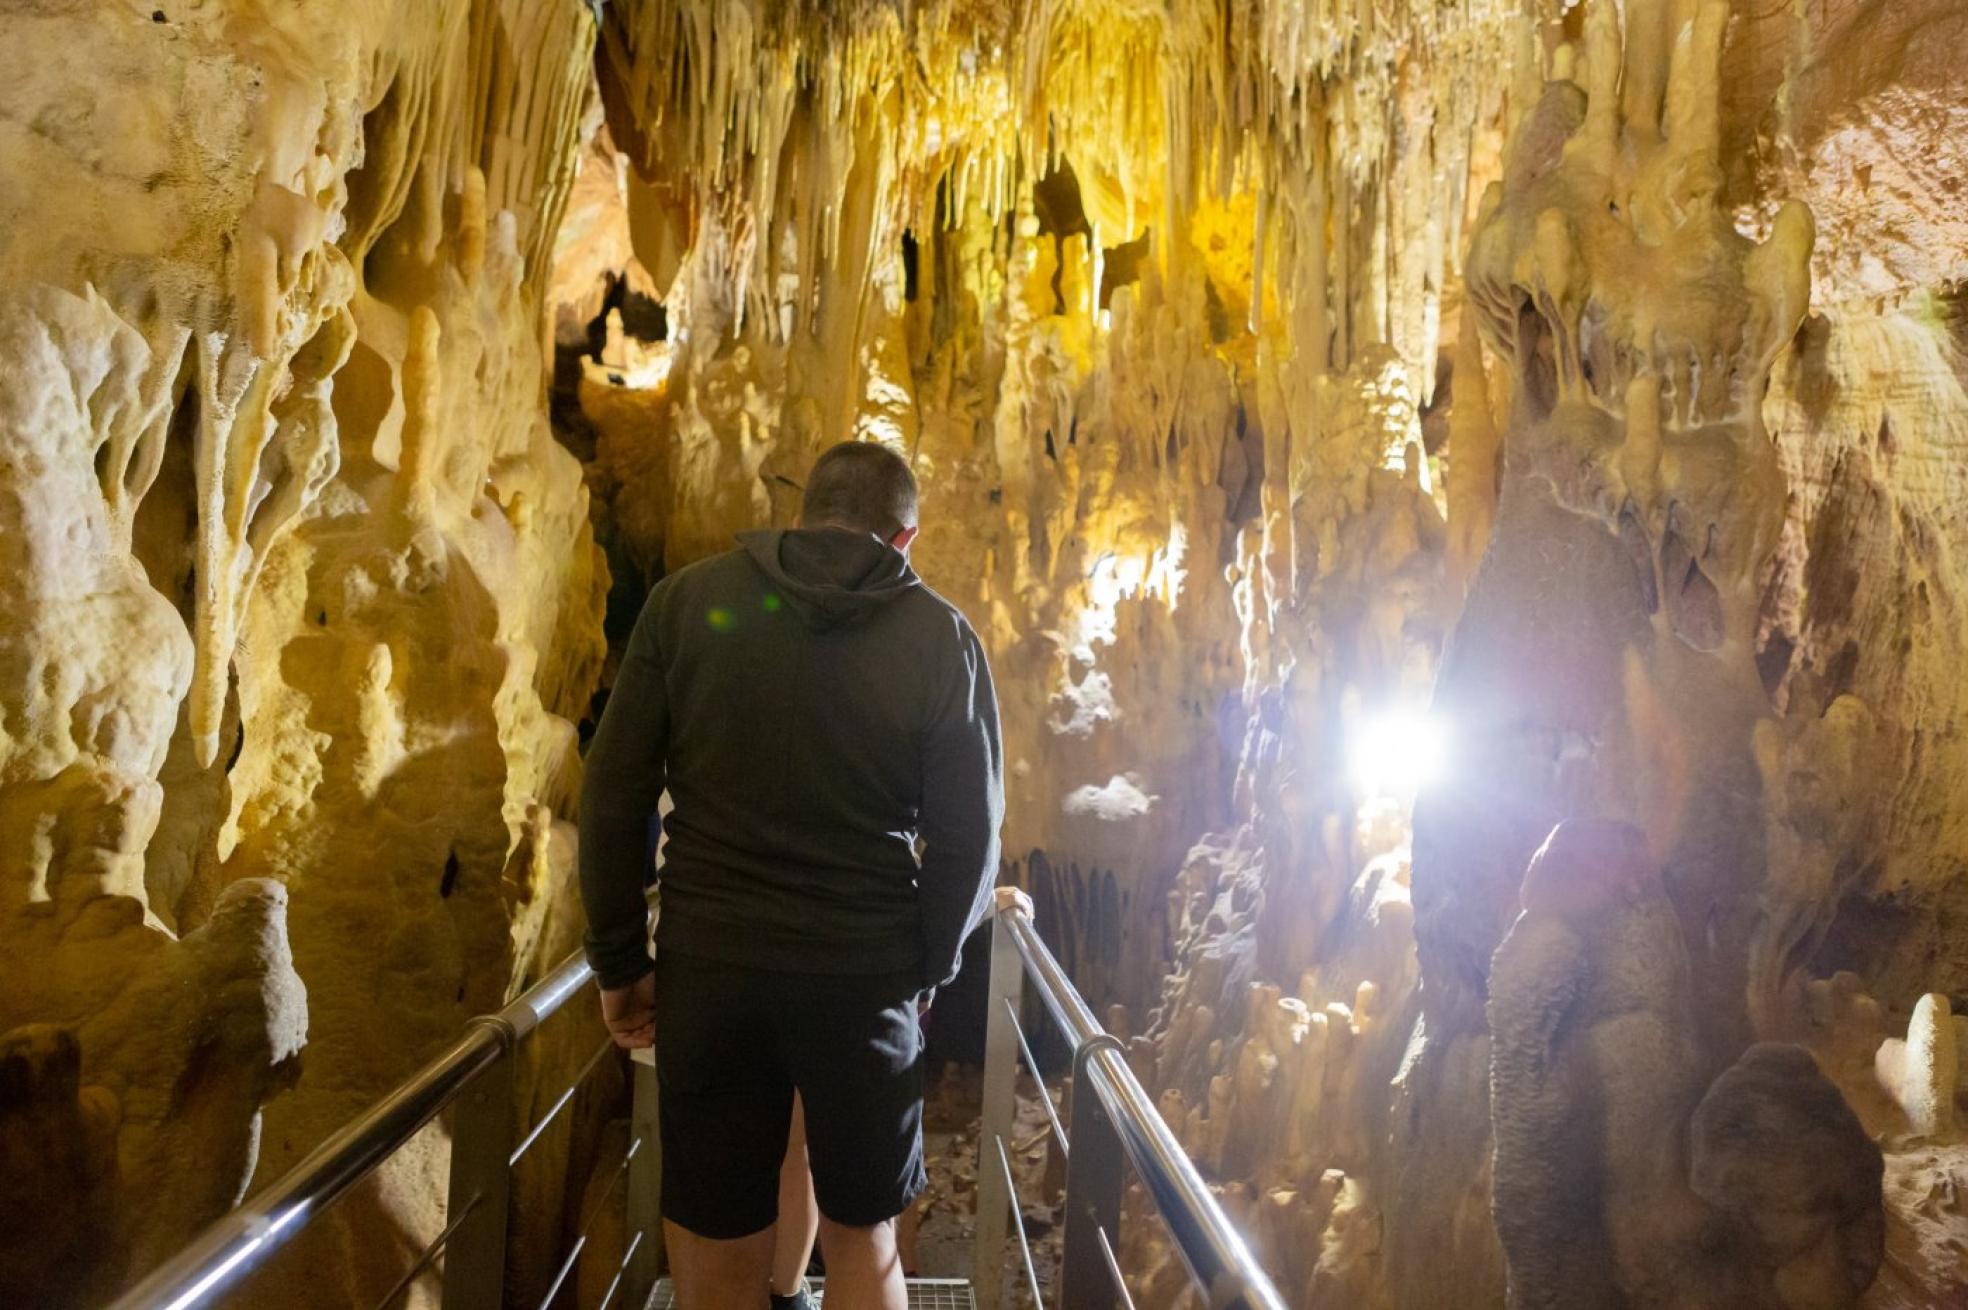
[2,0,1965,1306]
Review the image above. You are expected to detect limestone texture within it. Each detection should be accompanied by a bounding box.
[2,1,1966,1308]
[0,1,607,1305]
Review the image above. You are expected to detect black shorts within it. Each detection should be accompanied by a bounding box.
[652,949,927,1239]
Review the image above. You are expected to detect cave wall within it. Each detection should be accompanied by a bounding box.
[1136,4,1968,1308]
[0,1,608,1304]
[554,1,1968,1305]
[565,0,1513,1012]
[0,0,1964,1307]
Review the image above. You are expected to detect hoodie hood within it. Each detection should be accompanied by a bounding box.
[739,528,920,631]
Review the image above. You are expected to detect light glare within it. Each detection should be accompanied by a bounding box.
[1348,708,1449,799]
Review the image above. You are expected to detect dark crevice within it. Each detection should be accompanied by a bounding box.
[1418,349,1454,456]
[130,368,201,622]
[1518,297,1558,419]
[1661,511,1724,651]
[1619,501,1659,615]
[1099,230,1151,309]
[340,77,410,263]
[1757,629,1796,700]
[1224,405,1265,531]
[1034,160,1090,316]
[1203,278,1231,343]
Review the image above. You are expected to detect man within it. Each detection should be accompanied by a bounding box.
[579,441,1005,1310]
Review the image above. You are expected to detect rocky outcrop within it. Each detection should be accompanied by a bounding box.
[1400,4,1962,1304]
[1488,822,1885,1309]
[0,1,606,1304]
[1,0,1964,1306]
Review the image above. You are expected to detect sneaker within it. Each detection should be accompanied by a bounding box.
[769,1281,820,1310]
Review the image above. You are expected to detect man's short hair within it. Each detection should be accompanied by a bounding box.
[800,441,919,538]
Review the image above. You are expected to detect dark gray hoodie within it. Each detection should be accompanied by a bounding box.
[579,528,1005,991]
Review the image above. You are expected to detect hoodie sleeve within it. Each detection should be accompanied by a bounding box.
[917,620,1006,991]
[579,592,669,990]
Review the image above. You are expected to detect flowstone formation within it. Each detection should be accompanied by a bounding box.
[1108,3,1967,1308]
[0,2,607,1305]
[1429,0,1817,1048]
[1488,822,1884,1309]
[569,0,1516,1011]
[561,2,1489,1302]
[547,2,1968,1305]
[1400,3,1964,1307]
[2,0,1965,1306]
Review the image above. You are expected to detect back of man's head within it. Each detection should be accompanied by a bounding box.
[800,441,919,539]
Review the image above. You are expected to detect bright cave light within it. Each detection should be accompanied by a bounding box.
[1348,707,1450,800]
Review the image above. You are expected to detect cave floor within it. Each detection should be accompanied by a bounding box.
[644,1279,977,1308]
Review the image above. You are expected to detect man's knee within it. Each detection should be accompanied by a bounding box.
[668,1218,775,1268]
[818,1214,897,1250]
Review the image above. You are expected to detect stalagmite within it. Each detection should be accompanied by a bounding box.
[3,0,1966,1305]
[1876,995,1959,1142]
[0,2,605,1304]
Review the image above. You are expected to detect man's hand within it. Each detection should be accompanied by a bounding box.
[600,973,656,1050]
[994,885,1034,917]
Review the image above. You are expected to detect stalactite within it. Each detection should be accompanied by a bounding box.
[0,2,607,1303]
[4,0,1966,1305]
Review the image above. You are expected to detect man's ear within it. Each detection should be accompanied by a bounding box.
[890,525,920,552]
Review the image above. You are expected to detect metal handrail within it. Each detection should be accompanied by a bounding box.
[975,905,1288,1310]
[116,898,1278,1310]
[104,946,649,1310]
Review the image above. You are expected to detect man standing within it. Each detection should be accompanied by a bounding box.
[579,441,1005,1310]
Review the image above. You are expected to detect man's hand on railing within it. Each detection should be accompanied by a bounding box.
[994,885,1034,917]
[601,972,656,1049]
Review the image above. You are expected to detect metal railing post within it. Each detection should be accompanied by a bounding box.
[113,898,1289,1310]
[972,910,1025,1310]
[1061,1037,1127,1310]
[623,1048,663,1306]
[441,1019,517,1310]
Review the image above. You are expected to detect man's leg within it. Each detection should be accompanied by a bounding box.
[770,1095,819,1298]
[652,952,794,1309]
[788,969,926,1310]
[666,1221,774,1309]
[816,1216,906,1310]
[897,1196,921,1274]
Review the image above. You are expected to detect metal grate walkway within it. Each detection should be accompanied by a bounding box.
[645,1278,976,1308]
